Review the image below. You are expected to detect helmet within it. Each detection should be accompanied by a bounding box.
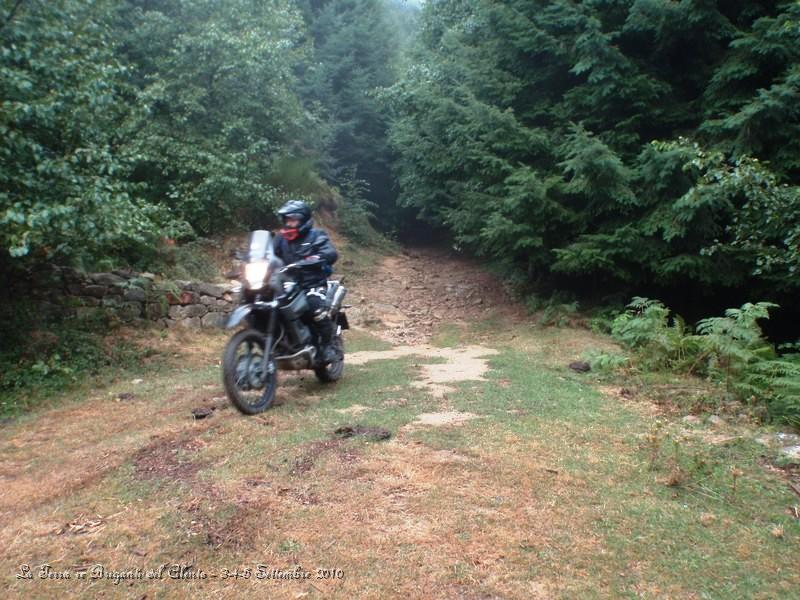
[277,199,313,240]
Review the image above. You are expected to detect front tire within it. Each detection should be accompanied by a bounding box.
[222,329,277,414]
[314,334,344,383]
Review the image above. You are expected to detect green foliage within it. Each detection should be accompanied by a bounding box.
[0,310,152,417]
[334,170,383,246]
[114,0,313,234]
[298,0,410,224]
[665,140,800,285]
[759,348,800,426]
[583,349,630,373]
[607,297,800,423]
[0,0,182,265]
[611,297,705,371]
[1,0,365,271]
[386,0,800,297]
[525,292,580,327]
[696,302,784,403]
[157,239,224,282]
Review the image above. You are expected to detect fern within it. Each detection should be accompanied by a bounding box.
[696,302,778,397]
[611,297,704,371]
[609,298,800,423]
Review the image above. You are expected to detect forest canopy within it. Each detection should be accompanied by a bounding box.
[0,0,412,269]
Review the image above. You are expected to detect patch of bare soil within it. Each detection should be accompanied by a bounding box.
[348,247,521,344]
[290,439,345,475]
[132,432,209,481]
[349,344,499,399]
[410,411,480,427]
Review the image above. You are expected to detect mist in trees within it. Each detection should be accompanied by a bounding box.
[297,0,416,225]
[1,0,416,270]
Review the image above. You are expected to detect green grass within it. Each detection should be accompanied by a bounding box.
[477,334,796,597]
[343,327,394,352]
[0,318,172,419]
[398,317,799,597]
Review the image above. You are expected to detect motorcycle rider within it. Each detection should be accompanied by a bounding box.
[273,200,339,365]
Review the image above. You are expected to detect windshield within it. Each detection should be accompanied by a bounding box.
[245,230,274,262]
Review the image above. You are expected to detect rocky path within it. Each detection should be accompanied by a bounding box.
[348,246,519,345]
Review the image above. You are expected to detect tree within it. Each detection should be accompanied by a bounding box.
[114,0,313,234]
[0,0,177,265]
[298,0,409,224]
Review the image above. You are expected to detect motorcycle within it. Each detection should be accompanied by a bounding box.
[221,230,348,414]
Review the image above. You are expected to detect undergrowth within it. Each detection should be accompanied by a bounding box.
[592,297,800,425]
[0,309,156,417]
[334,171,389,247]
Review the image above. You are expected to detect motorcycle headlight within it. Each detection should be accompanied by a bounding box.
[244,260,269,289]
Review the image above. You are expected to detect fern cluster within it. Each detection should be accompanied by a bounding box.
[609,298,800,424]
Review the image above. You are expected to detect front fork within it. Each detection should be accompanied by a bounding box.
[261,305,278,377]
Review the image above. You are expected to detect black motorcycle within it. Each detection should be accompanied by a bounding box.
[222,230,348,414]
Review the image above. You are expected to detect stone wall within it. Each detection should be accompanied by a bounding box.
[48,266,237,329]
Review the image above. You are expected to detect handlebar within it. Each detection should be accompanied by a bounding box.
[279,256,324,273]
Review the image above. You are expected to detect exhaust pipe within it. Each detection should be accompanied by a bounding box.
[331,286,347,315]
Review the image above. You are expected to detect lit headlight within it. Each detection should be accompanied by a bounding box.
[244,260,269,289]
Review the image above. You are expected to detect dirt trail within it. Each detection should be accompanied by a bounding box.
[349,247,518,345]
[345,247,515,399]
[0,247,513,534]
[3,246,796,598]
[0,246,617,599]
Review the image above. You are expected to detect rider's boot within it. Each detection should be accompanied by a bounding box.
[314,313,337,365]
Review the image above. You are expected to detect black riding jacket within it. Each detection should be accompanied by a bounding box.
[273,227,338,289]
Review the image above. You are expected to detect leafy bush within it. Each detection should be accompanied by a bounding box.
[583,349,630,373]
[156,239,224,282]
[538,300,580,328]
[761,349,800,426]
[0,0,180,265]
[335,171,385,246]
[524,291,579,327]
[695,302,779,397]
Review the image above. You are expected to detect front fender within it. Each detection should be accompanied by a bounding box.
[225,304,254,329]
[226,301,277,329]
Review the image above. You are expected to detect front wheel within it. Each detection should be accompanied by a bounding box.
[222,328,277,414]
[314,335,344,383]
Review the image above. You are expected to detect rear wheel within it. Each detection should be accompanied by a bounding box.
[222,329,277,414]
[314,334,344,382]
